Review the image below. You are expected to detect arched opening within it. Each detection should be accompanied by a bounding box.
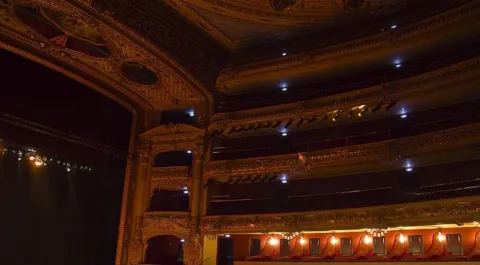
[159,107,196,125]
[146,235,184,265]
[154,151,192,167]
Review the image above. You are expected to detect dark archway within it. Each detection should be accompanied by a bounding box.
[150,189,189,211]
[146,235,183,265]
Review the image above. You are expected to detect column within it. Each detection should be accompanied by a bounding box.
[126,148,150,265]
[203,235,218,265]
[190,148,204,237]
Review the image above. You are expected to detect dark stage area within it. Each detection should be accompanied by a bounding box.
[0,50,132,265]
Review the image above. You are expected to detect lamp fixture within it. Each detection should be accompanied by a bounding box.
[438,232,445,242]
[269,238,279,245]
[364,235,372,244]
[300,237,306,245]
[331,236,338,245]
[399,234,406,243]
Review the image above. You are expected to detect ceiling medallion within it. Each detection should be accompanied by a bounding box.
[269,0,297,11]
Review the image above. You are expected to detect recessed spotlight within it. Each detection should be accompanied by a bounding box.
[67,167,71,172]
[281,132,288,136]
[187,150,192,154]
[391,25,398,29]
[17,157,22,161]
[405,167,413,172]
[183,190,189,194]
[282,52,287,56]
[400,114,408,119]
[281,87,288,91]
[180,239,185,243]
[189,112,195,117]
[281,179,288,184]
[225,234,231,238]
[395,64,402,68]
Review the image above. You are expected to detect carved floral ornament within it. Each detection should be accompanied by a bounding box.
[0,0,209,115]
[205,123,480,179]
[202,196,480,233]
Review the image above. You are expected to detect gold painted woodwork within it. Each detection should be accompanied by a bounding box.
[202,196,480,233]
[0,0,213,123]
[205,123,480,180]
[210,56,480,138]
[216,0,480,92]
[235,262,480,265]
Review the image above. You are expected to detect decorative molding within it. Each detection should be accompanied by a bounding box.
[150,166,190,192]
[0,0,212,119]
[202,196,480,233]
[215,0,480,92]
[205,123,480,179]
[209,56,480,136]
[140,124,206,155]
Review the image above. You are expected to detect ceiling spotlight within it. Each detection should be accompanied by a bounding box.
[225,234,231,238]
[67,167,71,172]
[187,150,192,154]
[34,158,43,167]
[405,167,413,172]
[281,132,288,137]
[29,154,35,161]
[391,25,398,29]
[18,157,22,161]
[395,64,402,68]
[400,114,408,119]
[183,190,189,194]
[281,87,288,91]
[281,179,288,184]
[282,52,287,56]
[181,239,185,243]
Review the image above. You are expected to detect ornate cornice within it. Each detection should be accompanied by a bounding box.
[142,211,190,243]
[139,124,206,155]
[202,196,480,233]
[205,123,480,179]
[150,166,190,192]
[216,0,480,92]
[209,56,480,137]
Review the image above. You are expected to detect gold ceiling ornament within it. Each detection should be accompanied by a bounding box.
[280,231,300,240]
[367,227,390,237]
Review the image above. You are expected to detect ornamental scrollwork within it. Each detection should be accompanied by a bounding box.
[142,212,190,244]
[202,196,480,233]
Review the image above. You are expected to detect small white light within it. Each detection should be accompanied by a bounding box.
[282,52,287,56]
[183,190,189,194]
[399,234,406,243]
[18,157,22,161]
[67,167,71,172]
[281,179,288,184]
[281,87,288,91]
[401,114,408,119]
[281,132,288,136]
[405,167,413,172]
[225,234,231,238]
[181,239,185,243]
[187,150,192,154]
[395,64,402,68]
[391,25,397,29]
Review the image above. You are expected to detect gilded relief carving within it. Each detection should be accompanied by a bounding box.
[202,196,480,233]
[205,123,480,179]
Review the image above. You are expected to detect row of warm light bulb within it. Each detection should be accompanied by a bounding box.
[266,232,447,246]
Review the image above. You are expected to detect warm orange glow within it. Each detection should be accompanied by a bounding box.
[34,158,43,166]
[438,232,445,242]
[331,236,338,245]
[299,237,306,245]
[364,235,372,244]
[399,234,406,243]
[269,238,279,246]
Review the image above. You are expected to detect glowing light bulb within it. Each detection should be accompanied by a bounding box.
[399,234,406,243]
[181,239,185,243]
[269,238,279,245]
[364,235,372,244]
[34,159,43,166]
[29,155,35,161]
[225,234,231,238]
[331,236,338,245]
[438,233,445,242]
[299,237,306,245]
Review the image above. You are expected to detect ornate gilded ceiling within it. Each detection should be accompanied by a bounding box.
[164,0,418,49]
[0,0,214,127]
